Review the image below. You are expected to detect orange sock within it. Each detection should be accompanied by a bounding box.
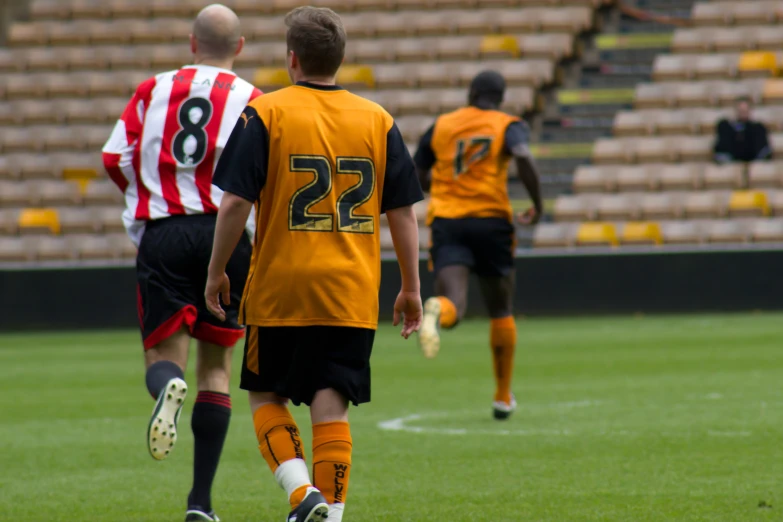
[252,403,312,508]
[312,421,352,506]
[438,296,458,328]
[490,316,517,404]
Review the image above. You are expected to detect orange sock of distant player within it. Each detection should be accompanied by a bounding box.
[490,316,517,404]
[312,421,352,509]
[252,403,311,508]
[438,296,458,328]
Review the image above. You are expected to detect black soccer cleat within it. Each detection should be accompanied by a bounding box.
[185,507,220,522]
[286,488,329,522]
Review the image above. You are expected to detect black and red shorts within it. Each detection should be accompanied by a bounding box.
[136,214,252,350]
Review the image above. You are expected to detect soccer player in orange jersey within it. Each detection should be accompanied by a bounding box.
[204,7,424,522]
[413,71,543,420]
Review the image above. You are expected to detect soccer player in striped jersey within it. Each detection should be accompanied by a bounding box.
[101,5,261,521]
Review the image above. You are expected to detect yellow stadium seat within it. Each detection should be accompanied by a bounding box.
[620,222,662,246]
[18,208,60,235]
[738,51,777,78]
[479,35,519,59]
[576,222,617,247]
[337,65,375,89]
[253,68,291,90]
[728,190,770,217]
[762,79,783,105]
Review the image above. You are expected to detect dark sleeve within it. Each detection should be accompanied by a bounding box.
[212,106,268,203]
[412,123,436,171]
[503,120,530,155]
[382,122,425,213]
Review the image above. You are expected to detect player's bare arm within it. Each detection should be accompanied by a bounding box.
[206,192,253,321]
[511,143,543,225]
[387,205,423,338]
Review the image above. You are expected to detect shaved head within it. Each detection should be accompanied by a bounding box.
[192,4,242,60]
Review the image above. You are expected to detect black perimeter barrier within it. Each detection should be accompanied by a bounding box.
[1,248,783,332]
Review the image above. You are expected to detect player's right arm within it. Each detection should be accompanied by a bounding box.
[383,122,426,338]
[206,106,268,320]
[412,123,436,193]
[506,121,543,225]
[102,77,156,194]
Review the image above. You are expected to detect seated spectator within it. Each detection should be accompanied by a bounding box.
[714,97,771,164]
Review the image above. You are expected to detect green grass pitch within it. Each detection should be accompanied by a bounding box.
[1,313,782,521]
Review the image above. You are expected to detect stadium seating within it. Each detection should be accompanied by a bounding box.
[0,0,615,262]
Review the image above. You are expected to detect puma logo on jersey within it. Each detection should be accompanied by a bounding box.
[241,113,255,128]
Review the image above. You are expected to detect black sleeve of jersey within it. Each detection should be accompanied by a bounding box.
[503,120,530,155]
[382,122,425,213]
[412,123,436,171]
[212,106,269,203]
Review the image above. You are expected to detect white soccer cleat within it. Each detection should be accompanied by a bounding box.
[492,394,517,420]
[418,297,442,359]
[147,377,188,460]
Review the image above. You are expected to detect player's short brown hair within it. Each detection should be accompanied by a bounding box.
[285,6,346,78]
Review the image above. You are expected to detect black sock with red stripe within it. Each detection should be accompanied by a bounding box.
[188,391,231,513]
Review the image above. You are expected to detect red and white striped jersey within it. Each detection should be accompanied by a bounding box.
[102,64,263,246]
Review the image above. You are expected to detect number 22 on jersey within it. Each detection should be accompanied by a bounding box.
[288,155,376,234]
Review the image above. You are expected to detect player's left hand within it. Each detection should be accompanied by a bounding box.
[393,291,423,339]
[205,271,231,322]
[517,207,541,225]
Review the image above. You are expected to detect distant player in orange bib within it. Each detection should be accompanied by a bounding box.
[205,7,424,522]
[413,70,543,420]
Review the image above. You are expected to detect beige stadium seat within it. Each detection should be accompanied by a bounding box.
[572,166,616,193]
[616,165,658,192]
[59,207,100,234]
[84,180,124,206]
[661,220,704,245]
[703,164,746,190]
[69,234,115,260]
[38,180,82,206]
[553,195,594,222]
[592,138,629,165]
[640,192,684,220]
[769,190,783,215]
[696,54,738,80]
[679,136,713,163]
[613,111,649,137]
[0,181,35,206]
[0,238,30,262]
[733,2,776,26]
[683,191,730,219]
[636,137,675,164]
[33,236,76,261]
[653,55,693,82]
[675,82,716,108]
[748,161,783,188]
[595,194,640,221]
[672,29,710,54]
[706,220,750,244]
[728,190,770,217]
[576,222,617,247]
[659,164,704,191]
[751,218,783,242]
[691,2,731,27]
[533,223,575,248]
[655,110,694,136]
[634,83,671,109]
[0,208,19,235]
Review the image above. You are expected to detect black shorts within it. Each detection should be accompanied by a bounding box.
[241,326,375,407]
[430,217,515,277]
[136,214,252,350]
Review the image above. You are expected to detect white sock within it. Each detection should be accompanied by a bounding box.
[328,503,345,521]
[274,458,312,501]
